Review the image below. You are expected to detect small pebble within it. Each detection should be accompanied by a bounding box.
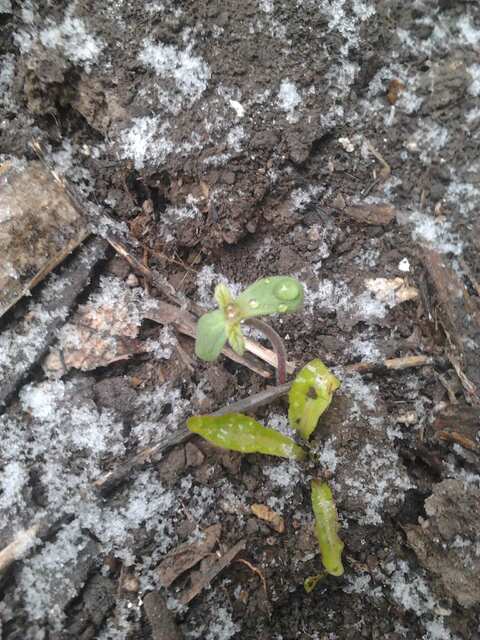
[126,273,139,287]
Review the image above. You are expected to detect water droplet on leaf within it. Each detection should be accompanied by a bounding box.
[249,299,259,309]
[275,280,301,301]
[278,303,288,312]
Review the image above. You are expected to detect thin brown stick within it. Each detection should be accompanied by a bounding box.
[93,382,290,495]
[177,538,246,605]
[236,558,268,594]
[345,354,435,374]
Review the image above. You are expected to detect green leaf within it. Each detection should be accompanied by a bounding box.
[235,276,304,319]
[288,359,341,440]
[311,480,344,577]
[195,310,228,361]
[227,323,246,356]
[187,413,306,460]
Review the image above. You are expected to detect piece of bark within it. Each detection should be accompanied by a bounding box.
[343,202,396,225]
[157,524,221,587]
[43,278,146,376]
[364,277,419,305]
[143,591,183,640]
[0,160,89,318]
[404,479,480,608]
[0,237,108,407]
[422,249,480,404]
[177,538,246,606]
[433,404,480,453]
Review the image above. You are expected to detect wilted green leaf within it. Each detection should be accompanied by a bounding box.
[195,310,228,361]
[187,413,306,460]
[311,480,344,577]
[288,359,341,440]
[236,276,304,318]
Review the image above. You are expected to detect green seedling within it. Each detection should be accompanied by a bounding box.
[195,276,304,366]
[187,413,305,460]
[192,299,345,587]
[289,359,341,440]
[311,480,344,577]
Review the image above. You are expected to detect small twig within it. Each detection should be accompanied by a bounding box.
[177,539,246,606]
[345,354,436,374]
[144,303,272,379]
[236,558,268,595]
[245,318,288,385]
[0,525,41,573]
[0,516,72,574]
[93,382,290,495]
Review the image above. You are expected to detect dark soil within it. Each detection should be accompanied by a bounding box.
[1,1,480,639]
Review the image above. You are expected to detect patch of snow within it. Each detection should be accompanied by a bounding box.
[277,80,302,123]
[290,184,324,212]
[39,10,103,71]
[227,125,246,152]
[263,460,302,511]
[389,560,459,640]
[342,444,413,525]
[405,120,449,165]
[0,54,15,110]
[303,278,387,325]
[467,63,480,96]
[350,336,381,361]
[195,266,242,308]
[259,0,274,12]
[139,40,210,102]
[118,116,173,170]
[406,211,462,255]
[318,437,339,473]
[457,15,480,48]
[229,99,245,118]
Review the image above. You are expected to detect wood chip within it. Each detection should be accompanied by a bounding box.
[0,237,108,406]
[364,277,419,305]
[43,283,146,376]
[343,203,396,225]
[251,504,285,533]
[423,249,480,404]
[0,161,89,318]
[157,524,222,587]
[433,405,480,453]
[177,539,246,606]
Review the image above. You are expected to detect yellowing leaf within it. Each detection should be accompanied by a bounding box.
[311,480,344,577]
[304,574,325,593]
[187,413,305,460]
[288,359,340,440]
